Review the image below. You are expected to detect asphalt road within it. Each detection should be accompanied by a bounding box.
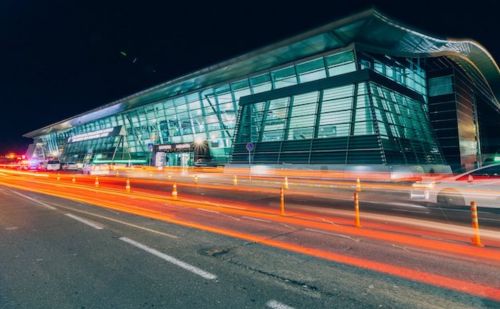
[0,186,498,308]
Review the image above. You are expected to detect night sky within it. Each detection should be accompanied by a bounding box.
[1,0,499,153]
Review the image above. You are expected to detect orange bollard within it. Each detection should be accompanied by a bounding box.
[172,182,178,199]
[283,176,289,190]
[280,186,285,216]
[72,176,76,183]
[125,178,131,193]
[233,175,238,186]
[356,177,361,192]
[95,177,99,188]
[470,201,484,247]
[354,191,361,228]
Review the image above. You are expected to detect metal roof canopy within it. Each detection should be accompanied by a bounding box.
[24,9,500,138]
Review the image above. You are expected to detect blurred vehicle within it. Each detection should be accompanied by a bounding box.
[411,163,500,209]
[24,159,41,170]
[46,160,61,171]
[194,158,218,168]
[82,163,110,175]
[62,162,79,171]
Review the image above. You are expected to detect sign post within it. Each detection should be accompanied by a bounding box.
[147,143,154,166]
[246,142,255,181]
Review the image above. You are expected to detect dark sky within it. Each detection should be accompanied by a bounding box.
[1,0,499,153]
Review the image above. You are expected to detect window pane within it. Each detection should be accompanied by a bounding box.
[325,51,356,76]
[296,58,326,82]
[428,75,453,96]
[250,73,272,93]
[272,66,297,88]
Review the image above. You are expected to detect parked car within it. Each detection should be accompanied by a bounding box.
[410,163,500,209]
[46,160,61,171]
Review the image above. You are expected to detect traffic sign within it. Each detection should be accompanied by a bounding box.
[246,142,255,152]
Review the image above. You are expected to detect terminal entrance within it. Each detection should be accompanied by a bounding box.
[153,142,210,167]
[166,152,192,167]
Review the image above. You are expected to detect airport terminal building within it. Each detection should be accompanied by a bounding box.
[24,10,500,172]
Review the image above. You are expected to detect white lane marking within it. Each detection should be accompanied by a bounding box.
[47,202,178,239]
[197,208,220,214]
[119,237,217,280]
[266,300,295,309]
[481,218,500,223]
[279,223,294,229]
[321,218,338,225]
[9,190,57,210]
[197,208,241,221]
[390,209,428,214]
[305,228,360,242]
[65,213,103,230]
[242,216,271,223]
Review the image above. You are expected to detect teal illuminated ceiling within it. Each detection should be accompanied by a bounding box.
[24,9,499,138]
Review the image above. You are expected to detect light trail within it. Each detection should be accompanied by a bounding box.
[1,169,500,301]
[1,173,499,263]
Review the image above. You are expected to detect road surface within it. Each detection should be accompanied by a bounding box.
[0,184,499,308]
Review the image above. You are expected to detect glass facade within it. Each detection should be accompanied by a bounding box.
[232,79,442,165]
[36,49,361,166]
[33,45,446,167]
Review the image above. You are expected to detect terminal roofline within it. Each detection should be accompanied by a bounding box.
[23,8,499,138]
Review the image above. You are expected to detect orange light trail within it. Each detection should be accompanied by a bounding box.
[1,169,500,301]
[1,172,500,262]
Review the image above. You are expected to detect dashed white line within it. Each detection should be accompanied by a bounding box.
[9,190,57,210]
[321,218,338,225]
[44,201,180,239]
[390,208,428,214]
[481,218,500,223]
[266,300,295,309]
[242,216,272,223]
[65,213,103,230]
[119,237,217,280]
[197,208,220,214]
[305,228,360,242]
[279,223,294,229]
[197,208,241,221]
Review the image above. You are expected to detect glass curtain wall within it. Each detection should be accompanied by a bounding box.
[44,49,358,165]
[40,47,442,167]
[233,80,443,165]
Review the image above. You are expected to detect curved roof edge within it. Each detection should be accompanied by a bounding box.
[370,10,499,106]
[24,9,499,138]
